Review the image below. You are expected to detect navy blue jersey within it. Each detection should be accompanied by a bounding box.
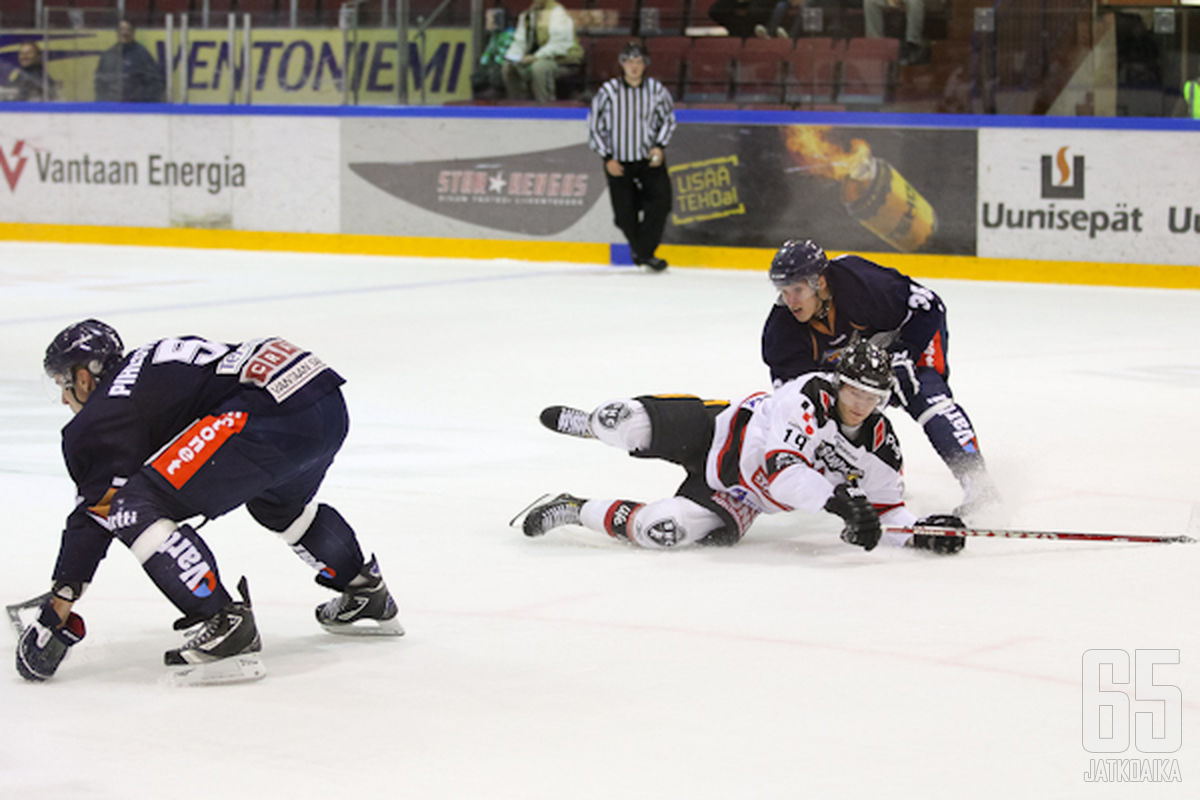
[761,255,945,385]
[60,336,344,542]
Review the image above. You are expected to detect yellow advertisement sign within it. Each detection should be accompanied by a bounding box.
[3,27,472,105]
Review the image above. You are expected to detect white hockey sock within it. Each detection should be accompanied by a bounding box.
[581,498,643,542]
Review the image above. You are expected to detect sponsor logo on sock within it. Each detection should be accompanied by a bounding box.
[290,544,333,579]
[159,528,217,597]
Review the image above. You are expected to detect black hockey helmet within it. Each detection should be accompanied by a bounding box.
[44,318,124,387]
[618,41,649,65]
[769,239,828,288]
[835,337,892,405]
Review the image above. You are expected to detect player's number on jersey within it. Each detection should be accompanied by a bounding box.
[152,337,230,367]
[782,426,808,448]
[907,285,936,311]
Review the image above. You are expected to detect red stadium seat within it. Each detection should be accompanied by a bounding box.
[643,34,690,97]
[782,36,841,107]
[582,35,631,94]
[234,0,278,26]
[680,35,740,103]
[2,0,36,27]
[734,37,791,105]
[838,36,899,105]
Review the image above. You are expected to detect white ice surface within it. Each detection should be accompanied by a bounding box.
[1,243,1197,799]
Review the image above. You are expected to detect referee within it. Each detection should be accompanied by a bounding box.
[586,41,677,271]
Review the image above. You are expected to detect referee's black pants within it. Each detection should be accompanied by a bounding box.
[605,158,672,263]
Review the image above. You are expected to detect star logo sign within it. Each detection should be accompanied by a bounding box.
[487,171,507,193]
[1,140,30,192]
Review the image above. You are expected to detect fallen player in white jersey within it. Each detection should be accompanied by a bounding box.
[515,338,964,554]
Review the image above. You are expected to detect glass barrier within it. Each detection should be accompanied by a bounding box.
[0,0,1198,117]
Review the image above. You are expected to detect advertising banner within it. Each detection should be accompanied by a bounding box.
[0,113,339,232]
[662,123,977,255]
[340,117,613,240]
[0,27,472,105]
[340,117,978,254]
[978,129,1200,266]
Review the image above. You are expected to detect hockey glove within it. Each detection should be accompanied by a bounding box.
[16,601,86,682]
[825,483,882,552]
[890,350,920,408]
[912,514,966,555]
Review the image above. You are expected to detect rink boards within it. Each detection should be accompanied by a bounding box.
[1,105,1199,288]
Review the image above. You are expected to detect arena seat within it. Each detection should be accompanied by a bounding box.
[838,36,899,105]
[734,36,792,105]
[679,35,740,104]
[782,36,841,107]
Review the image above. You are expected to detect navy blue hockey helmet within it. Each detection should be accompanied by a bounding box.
[44,319,124,386]
[835,337,892,403]
[769,239,828,288]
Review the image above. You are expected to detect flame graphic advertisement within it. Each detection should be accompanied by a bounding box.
[660,124,977,254]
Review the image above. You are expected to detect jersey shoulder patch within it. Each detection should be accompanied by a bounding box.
[796,373,838,426]
[862,414,902,471]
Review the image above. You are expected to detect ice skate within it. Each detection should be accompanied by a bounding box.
[954,470,1001,521]
[511,492,585,537]
[315,555,404,636]
[539,406,596,439]
[164,576,265,686]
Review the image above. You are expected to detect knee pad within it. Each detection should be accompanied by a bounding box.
[629,496,725,550]
[590,399,652,452]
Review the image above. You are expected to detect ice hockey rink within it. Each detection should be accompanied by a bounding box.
[1,241,1196,799]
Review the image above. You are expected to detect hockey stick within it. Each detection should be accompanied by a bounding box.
[6,592,51,636]
[886,525,1196,545]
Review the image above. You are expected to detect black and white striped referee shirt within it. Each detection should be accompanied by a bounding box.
[587,76,677,163]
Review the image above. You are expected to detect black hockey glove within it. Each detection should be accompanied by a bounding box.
[890,350,920,408]
[912,514,966,555]
[825,483,882,552]
[16,600,86,682]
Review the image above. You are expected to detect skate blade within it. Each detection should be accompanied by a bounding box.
[166,653,267,687]
[319,617,405,637]
[6,592,52,636]
[508,493,551,529]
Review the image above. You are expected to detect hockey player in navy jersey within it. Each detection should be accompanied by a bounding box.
[16,320,402,684]
[760,239,998,518]
[516,338,964,554]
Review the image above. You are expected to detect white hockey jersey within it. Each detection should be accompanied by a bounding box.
[704,372,917,531]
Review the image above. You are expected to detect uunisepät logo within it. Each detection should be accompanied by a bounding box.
[980,146,1146,239]
[1,138,247,194]
[349,143,605,236]
[1042,145,1085,199]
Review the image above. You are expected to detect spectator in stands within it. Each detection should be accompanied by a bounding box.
[863,0,929,66]
[708,0,779,39]
[93,19,165,102]
[755,0,806,40]
[1178,69,1200,118]
[9,41,57,101]
[472,3,516,99]
[501,0,583,102]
